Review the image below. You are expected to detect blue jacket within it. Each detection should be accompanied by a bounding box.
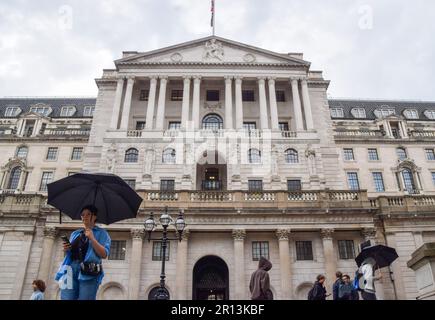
[55,226,111,285]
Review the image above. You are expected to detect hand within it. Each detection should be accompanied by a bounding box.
[63,243,72,252]
[85,228,95,241]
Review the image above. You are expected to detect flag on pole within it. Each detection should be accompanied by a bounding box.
[211,0,215,27]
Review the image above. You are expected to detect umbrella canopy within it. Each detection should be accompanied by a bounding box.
[47,172,143,225]
[355,244,399,268]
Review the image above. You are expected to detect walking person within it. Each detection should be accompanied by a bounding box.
[360,257,382,300]
[249,256,273,300]
[30,280,46,300]
[55,205,111,300]
[308,274,331,300]
[338,274,359,300]
[332,271,343,300]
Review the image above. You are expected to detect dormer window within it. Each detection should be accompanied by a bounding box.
[60,106,76,117]
[83,106,95,117]
[374,108,395,118]
[5,107,22,117]
[403,109,419,120]
[30,105,52,117]
[424,109,435,120]
[351,107,366,119]
[330,107,344,118]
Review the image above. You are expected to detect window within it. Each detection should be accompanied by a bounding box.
[71,147,83,161]
[46,147,58,160]
[109,240,126,260]
[202,114,223,130]
[136,121,145,130]
[243,122,256,131]
[402,169,416,192]
[279,122,289,131]
[425,149,435,161]
[40,172,54,192]
[403,109,419,119]
[252,241,269,261]
[368,148,379,161]
[338,240,355,259]
[424,110,435,120]
[248,149,261,164]
[60,106,76,117]
[171,90,183,101]
[343,148,355,161]
[30,106,51,116]
[206,90,220,101]
[124,179,136,189]
[5,107,21,117]
[124,148,139,163]
[287,180,302,191]
[140,90,149,101]
[242,90,255,102]
[152,241,170,261]
[168,122,181,130]
[432,172,435,186]
[347,172,360,190]
[372,172,385,192]
[16,146,28,159]
[396,148,407,161]
[351,107,366,119]
[374,108,395,118]
[160,180,175,191]
[285,149,298,163]
[162,148,176,164]
[295,241,313,260]
[7,167,22,190]
[248,180,263,192]
[83,106,95,117]
[276,91,286,102]
[330,107,344,118]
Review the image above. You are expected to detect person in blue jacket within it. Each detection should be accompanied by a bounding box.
[55,205,111,300]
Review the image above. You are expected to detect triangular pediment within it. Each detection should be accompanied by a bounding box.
[116,36,310,67]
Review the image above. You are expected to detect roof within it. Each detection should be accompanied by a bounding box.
[329,98,435,121]
[0,97,97,118]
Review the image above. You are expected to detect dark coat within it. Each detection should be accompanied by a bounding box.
[332,279,343,300]
[311,281,327,300]
[249,257,273,300]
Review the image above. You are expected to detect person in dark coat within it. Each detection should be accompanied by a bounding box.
[249,256,273,300]
[338,274,360,300]
[309,274,330,300]
[332,271,343,300]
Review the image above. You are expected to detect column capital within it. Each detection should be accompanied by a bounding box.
[224,76,233,83]
[131,227,145,240]
[234,76,243,84]
[290,77,300,84]
[149,75,158,80]
[181,229,190,241]
[276,229,291,241]
[300,76,308,83]
[267,76,276,83]
[257,76,266,83]
[232,229,246,241]
[126,75,135,81]
[43,226,58,239]
[320,228,334,240]
[159,75,168,81]
[193,75,202,83]
[362,227,377,240]
[183,75,192,81]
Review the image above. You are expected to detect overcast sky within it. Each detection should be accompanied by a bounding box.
[1,0,434,100]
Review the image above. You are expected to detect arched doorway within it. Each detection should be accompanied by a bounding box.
[192,256,229,300]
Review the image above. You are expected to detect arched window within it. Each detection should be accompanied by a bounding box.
[7,167,22,190]
[396,148,407,161]
[248,148,261,164]
[202,114,223,131]
[148,286,170,300]
[162,148,176,164]
[402,169,416,193]
[16,146,28,159]
[124,148,139,163]
[285,148,298,163]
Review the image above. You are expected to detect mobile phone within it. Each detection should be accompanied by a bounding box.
[61,235,70,245]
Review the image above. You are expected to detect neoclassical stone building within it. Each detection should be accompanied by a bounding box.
[1,36,435,300]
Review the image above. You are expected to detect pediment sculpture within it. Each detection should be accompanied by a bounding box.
[203,39,224,61]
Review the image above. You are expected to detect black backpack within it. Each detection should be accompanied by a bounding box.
[307,286,315,300]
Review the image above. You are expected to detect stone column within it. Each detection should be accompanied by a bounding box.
[176,229,190,300]
[37,226,58,284]
[11,231,33,299]
[181,76,191,129]
[145,76,158,130]
[224,76,234,129]
[276,229,292,300]
[300,78,314,130]
[258,77,269,129]
[110,77,125,129]
[321,228,336,295]
[119,76,135,130]
[155,76,168,130]
[192,76,201,130]
[232,229,246,300]
[385,232,407,300]
[290,78,304,131]
[235,76,244,129]
[128,228,145,300]
[268,77,279,130]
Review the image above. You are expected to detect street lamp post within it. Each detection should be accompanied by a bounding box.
[144,206,186,300]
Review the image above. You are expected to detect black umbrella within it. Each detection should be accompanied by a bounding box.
[47,172,143,225]
[355,244,399,268]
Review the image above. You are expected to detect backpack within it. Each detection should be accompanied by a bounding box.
[353,269,363,291]
[307,286,314,300]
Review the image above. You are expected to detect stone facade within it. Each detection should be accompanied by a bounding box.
[1,36,435,300]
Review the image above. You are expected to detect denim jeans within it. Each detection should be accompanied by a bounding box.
[60,261,99,300]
